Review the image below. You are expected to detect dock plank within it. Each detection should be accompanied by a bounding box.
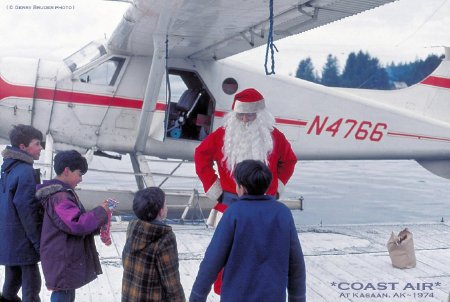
[1,222,449,301]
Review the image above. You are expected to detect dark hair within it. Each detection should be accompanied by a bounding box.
[54,150,88,175]
[9,124,43,147]
[133,187,165,222]
[234,160,272,195]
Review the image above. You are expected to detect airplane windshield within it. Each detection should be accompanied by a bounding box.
[63,41,107,72]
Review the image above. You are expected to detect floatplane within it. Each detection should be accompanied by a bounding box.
[1,0,450,218]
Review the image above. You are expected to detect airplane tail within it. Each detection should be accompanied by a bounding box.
[336,47,450,126]
[406,47,450,178]
[339,47,450,178]
[413,47,450,124]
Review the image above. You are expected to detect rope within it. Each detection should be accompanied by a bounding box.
[164,35,172,139]
[264,0,278,75]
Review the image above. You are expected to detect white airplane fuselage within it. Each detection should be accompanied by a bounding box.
[1,48,450,170]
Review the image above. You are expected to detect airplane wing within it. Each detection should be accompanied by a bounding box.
[108,0,397,60]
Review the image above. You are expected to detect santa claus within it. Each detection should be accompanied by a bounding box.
[195,87,297,216]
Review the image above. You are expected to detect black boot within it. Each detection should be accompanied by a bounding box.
[0,293,22,302]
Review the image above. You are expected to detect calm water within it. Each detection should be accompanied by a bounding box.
[2,149,449,225]
[290,160,450,225]
[81,156,450,225]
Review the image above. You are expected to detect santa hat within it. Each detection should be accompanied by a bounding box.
[231,88,265,113]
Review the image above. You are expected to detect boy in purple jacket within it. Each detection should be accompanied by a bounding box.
[35,150,110,302]
[190,160,306,302]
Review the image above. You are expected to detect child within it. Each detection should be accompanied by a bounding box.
[121,187,185,302]
[35,150,110,302]
[190,160,306,302]
[0,124,43,302]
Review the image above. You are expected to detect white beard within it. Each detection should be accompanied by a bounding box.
[222,109,275,172]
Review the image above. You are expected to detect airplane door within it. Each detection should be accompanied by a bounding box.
[69,57,126,127]
[46,56,128,147]
[150,69,214,142]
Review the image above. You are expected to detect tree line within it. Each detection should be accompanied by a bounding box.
[295,51,444,89]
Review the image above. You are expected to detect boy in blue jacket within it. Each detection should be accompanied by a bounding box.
[190,160,306,302]
[0,124,43,302]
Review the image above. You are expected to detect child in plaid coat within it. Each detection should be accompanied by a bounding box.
[121,187,185,302]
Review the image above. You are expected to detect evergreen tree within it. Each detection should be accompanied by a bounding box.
[321,54,340,87]
[295,57,318,83]
[410,54,443,85]
[340,52,357,87]
[386,54,443,87]
[341,50,390,89]
[295,52,443,90]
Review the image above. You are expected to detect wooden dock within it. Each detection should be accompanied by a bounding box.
[1,222,449,301]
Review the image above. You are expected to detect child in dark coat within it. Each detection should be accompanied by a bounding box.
[121,187,185,302]
[36,150,110,302]
[0,124,43,302]
[190,160,306,302]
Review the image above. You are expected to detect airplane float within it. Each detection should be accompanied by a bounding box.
[1,0,450,211]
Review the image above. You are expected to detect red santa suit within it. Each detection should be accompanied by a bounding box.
[195,87,297,201]
[194,126,297,201]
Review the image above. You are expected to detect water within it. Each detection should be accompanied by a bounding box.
[81,156,450,225]
[290,160,450,225]
[2,147,449,225]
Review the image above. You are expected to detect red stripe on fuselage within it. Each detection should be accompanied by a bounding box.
[157,104,307,126]
[387,131,450,143]
[0,74,143,109]
[214,110,226,118]
[60,90,143,108]
[420,76,450,89]
[0,75,34,100]
[1,76,307,127]
[212,109,307,126]
[275,117,308,127]
[155,102,166,111]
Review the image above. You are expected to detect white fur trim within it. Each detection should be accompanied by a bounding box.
[207,210,224,228]
[206,209,217,227]
[233,99,265,113]
[278,179,285,195]
[205,178,223,202]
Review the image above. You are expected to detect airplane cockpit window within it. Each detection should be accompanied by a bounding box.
[159,70,214,141]
[63,40,107,72]
[79,57,125,86]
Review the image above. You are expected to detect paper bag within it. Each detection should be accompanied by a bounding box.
[387,228,416,269]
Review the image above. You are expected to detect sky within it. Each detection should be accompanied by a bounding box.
[0,0,449,76]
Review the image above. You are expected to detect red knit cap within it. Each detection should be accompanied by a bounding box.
[231,88,265,113]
